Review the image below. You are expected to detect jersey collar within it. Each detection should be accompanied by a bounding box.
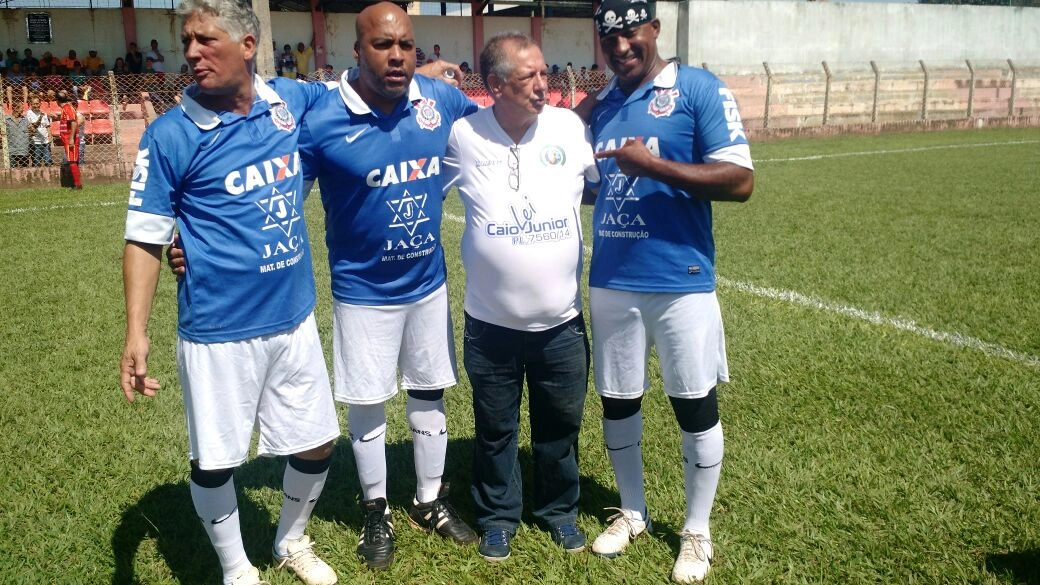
[596,59,678,101]
[180,74,284,130]
[337,67,424,116]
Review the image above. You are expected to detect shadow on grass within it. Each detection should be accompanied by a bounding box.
[110,436,474,584]
[985,549,1040,585]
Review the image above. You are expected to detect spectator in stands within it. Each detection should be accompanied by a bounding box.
[112,57,130,75]
[26,97,53,167]
[293,41,314,77]
[4,104,31,168]
[6,62,25,86]
[588,63,608,87]
[460,61,471,75]
[61,50,79,72]
[68,61,88,97]
[2,49,16,73]
[416,46,427,66]
[317,63,336,82]
[429,43,442,62]
[125,42,144,74]
[146,39,166,73]
[83,50,105,75]
[21,48,39,74]
[38,51,58,75]
[278,44,297,79]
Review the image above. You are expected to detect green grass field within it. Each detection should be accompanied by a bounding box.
[1,127,1037,584]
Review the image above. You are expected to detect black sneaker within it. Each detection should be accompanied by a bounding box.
[550,523,587,553]
[478,529,512,562]
[357,497,395,570]
[407,483,479,545]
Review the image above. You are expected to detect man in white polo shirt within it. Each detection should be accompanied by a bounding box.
[442,31,599,562]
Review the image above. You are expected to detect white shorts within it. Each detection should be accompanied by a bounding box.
[332,283,458,405]
[590,287,729,400]
[177,312,340,470]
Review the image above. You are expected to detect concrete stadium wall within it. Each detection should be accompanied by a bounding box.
[667,1,1040,73]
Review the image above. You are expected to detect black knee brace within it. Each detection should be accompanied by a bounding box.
[407,388,445,402]
[601,396,643,420]
[288,454,332,475]
[189,461,234,489]
[669,387,720,434]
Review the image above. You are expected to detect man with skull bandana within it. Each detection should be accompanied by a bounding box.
[581,0,755,582]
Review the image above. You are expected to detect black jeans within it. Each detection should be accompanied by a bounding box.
[465,313,589,532]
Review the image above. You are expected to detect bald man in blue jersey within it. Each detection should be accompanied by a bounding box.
[580,0,755,582]
[298,2,479,570]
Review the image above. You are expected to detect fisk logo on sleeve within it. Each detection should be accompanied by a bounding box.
[718,88,747,142]
[128,148,150,207]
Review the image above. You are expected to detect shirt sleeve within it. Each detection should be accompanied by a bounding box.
[125,128,180,245]
[442,124,462,198]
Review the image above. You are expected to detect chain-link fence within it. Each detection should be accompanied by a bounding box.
[2,62,1038,181]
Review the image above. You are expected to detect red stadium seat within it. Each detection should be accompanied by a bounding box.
[88,100,111,117]
[85,118,113,135]
[41,101,61,117]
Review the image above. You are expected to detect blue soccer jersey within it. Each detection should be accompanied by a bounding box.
[124,76,329,343]
[299,72,478,305]
[589,62,753,293]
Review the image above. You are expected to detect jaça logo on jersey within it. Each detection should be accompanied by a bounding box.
[225,153,301,195]
[258,186,303,261]
[384,189,436,252]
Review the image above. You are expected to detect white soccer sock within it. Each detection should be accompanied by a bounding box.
[273,460,329,556]
[407,394,447,503]
[189,478,251,584]
[348,402,388,501]
[681,421,724,538]
[603,412,647,522]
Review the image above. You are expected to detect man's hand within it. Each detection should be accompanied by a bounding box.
[166,234,186,278]
[572,93,597,124]
[416,60,464,88]
[120,334,160,402]
[595,138,657,177]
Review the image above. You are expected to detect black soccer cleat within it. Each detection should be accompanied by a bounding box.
[357,497,395,570]
[406,483,479,545]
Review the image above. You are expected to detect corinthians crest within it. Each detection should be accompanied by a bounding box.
[414,97,442,130]
[648,88,679,118]
[270,103,296,132]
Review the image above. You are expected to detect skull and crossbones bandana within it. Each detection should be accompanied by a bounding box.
[594,0,653,37]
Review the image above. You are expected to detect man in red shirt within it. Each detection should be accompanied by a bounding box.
[56,90,83,189]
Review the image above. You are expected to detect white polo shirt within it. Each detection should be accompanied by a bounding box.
[444,105,600,332]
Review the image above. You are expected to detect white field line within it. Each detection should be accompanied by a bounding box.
[755,139,1040,163]
[0,200,123,215]
[717,277,1040,369]
[444,211,1039,368]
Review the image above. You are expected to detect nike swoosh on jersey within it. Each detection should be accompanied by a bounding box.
[345,128,366,143]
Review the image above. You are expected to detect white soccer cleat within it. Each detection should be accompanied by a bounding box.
[228,565,269,585]
[274,535,338,585]
[591,508,652,558]
[671,531,713,583]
